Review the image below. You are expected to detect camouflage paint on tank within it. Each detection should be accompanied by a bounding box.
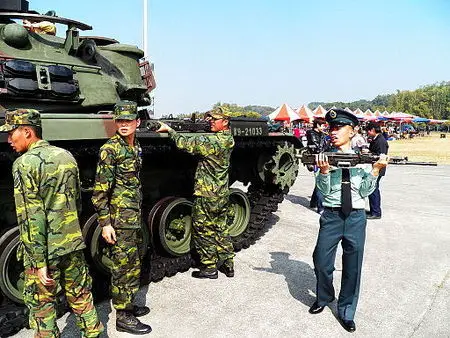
[0,20,147,112]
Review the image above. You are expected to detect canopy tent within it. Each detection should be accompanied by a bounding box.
[312,105,327,118]
[388,112,414,122]
[268,103,300,122]
[344,107,354,113]
[412,117,430,123]
[296,104,314,122]
[352,108,364,120]
[373,110,381,116]
[364,109,373,116]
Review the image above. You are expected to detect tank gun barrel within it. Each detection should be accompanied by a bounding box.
[0,12,92,30]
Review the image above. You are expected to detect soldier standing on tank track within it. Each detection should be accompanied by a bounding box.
[92,101,152,335]
[0,109,104,338]
[157,107,236,279]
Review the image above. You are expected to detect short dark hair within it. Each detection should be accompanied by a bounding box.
[312,118,326,128]
[366,122,381,133]
[18,125,43,138]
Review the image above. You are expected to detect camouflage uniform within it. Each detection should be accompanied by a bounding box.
[91,103,143,311]
[168,118,235,269]
[0,109,103,338]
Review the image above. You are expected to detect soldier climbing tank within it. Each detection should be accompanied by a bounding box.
[0,1,302,336]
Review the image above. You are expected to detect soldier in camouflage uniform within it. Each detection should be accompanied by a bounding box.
[157,107,235,279]
[91,101,152,335]
[0,109,103,338]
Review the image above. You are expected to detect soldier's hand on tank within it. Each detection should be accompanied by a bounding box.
[102,224,117,244]
[37,266,55,286]
[156,122,170,133]
[315,153,330,174]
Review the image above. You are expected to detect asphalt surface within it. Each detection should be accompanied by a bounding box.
[13,164,450,337]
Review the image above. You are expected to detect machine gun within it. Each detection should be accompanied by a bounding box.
[145,114,211,133]
[300,152,380,168]
[299,152,438,168]
[389,156,437,166]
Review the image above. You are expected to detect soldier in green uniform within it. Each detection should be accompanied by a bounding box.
[157,107,235,279]
[92,101,152,335]
[0,109,104,338]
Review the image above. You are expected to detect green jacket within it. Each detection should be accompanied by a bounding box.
[169,129,234,198]
[13,140,85,269]
[92,133,142,228]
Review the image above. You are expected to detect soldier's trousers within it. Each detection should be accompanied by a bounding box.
[108,228,141,310]
[23,250,104,338]
[312,208,366,320]
[192,196,235,269]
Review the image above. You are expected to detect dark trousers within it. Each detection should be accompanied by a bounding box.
[313,208,366,320]
[310,186,324,213]
[368,176,383,216]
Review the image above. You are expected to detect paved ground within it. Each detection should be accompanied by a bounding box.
[14,165,450,337]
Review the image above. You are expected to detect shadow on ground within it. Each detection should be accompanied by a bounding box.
[60,283,151,337]
[284,194,311,209]
[254,251,316,307]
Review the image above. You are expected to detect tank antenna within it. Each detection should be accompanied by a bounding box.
[143,0,148,59]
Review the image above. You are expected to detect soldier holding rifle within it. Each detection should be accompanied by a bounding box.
[308,109,388,333]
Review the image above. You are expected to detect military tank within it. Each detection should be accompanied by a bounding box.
[0,1,302,335]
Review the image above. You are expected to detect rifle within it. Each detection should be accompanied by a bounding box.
[389,156,437,166]
[299,152,380,168]
[145,114,211,133]
[299,152,438,168]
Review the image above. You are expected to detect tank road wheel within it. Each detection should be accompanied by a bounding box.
[258,142,299,190]
[83,214,149,275]
[227,188,251,238]
[0,227,24,304]
[149,198,193,257]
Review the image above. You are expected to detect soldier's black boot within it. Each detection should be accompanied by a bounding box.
[191,267,218,279]
[132,305,150,317]
[116,310,152,335]
[218,260,234,277]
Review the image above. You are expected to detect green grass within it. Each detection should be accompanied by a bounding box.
[388,132,450,164]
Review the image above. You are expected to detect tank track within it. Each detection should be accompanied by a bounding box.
[140,183,286,284]
[0,303,27,338]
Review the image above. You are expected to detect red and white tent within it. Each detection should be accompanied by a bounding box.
[353,108,364,119]
[344,107,354,113]
[296,104,314,122]
[313,105,327,118]
[389,112,414,122]
[268,103,300,122]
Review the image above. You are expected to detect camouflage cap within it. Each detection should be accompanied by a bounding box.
[205,107,231,119]
[0,109,41,132]
[113,100,138,120]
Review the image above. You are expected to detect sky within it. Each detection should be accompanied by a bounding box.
[29,0,450,117]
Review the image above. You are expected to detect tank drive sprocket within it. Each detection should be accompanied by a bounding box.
[270,142,299,190]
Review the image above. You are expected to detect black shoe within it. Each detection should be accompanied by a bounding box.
[191,268,218,279]
[308,301,325,314]
[116,310,152,335]
[339,318,356,332]
[132,305,150,317]
[366,214,381,220]
[218,262,234,278]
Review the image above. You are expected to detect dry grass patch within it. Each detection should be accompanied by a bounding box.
[388,132,450,164]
